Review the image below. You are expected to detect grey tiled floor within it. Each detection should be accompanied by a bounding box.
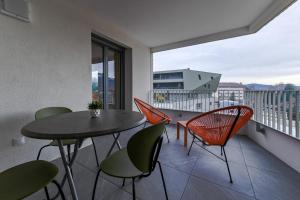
[27,125,300,200]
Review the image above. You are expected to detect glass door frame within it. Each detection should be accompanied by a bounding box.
[92,33,125,110]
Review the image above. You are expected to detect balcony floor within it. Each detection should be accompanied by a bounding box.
[27,125,300,200]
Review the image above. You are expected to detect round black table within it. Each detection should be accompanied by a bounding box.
[21,110,146,200]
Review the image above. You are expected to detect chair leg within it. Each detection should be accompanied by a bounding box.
[176,123,180,140]
[92,169,102,200]
[67,145,71,163]
[52,180,66,200]
[157,161,169,200]
[67,144,74,176]
[132,177,136,200]
[91,138,100,167]
[164,127,170,143]
[44,186,50,200]
[36,144,50,160]
[187,136,195,156]
[122,178,126,187]
[222,147,233,183]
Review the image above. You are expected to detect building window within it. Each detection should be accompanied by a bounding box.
[196,103,202,109]
[153,74,160,80]
[92,33,125,109]
[198,74,201,80]
[211,76,213,80]
[153,82,184,89]
[153,72,183,80]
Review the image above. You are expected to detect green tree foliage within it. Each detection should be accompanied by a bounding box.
[284,84,296,101]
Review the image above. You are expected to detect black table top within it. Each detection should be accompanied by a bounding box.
[21,110,146,140]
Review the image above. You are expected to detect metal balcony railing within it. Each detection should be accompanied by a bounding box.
[245,90,300,139]
[149,89,300,140]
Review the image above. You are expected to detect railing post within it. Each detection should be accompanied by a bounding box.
[256,91,259,122]
[260,91,264,123]
[296,91,300,138]
[250,91,254,118]
[277,91,281,131]
[268,91,271,127]
[283,92,287,133]
[264,91,268,124]
[243,91,246,106]
[288,92,293,136]
[272,91,276,128]
[253,91,256,121]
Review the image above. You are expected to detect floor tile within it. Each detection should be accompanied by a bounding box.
[122,165,189,200]
[191,153,254,197]
[181,176,254,200]
[159,142,199,174]
[248,166,300,200]
[241,140,298,176]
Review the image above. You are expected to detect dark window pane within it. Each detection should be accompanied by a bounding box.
[107,49,121,109]
[153,72,183,80]
[153,82,184,89]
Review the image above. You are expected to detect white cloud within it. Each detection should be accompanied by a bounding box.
[154,1,300,85]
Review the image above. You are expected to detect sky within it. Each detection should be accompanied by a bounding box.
[153,1,300,86]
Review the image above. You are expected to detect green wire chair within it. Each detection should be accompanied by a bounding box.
[0,160,65,200]
[35,107,100,167]
[92,122,168,200]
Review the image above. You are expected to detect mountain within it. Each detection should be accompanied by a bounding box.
[245,83,300,91]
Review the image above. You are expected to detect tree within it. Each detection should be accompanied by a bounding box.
[284,84,297,120]
[284,83,296,101]
[284,83,296,91]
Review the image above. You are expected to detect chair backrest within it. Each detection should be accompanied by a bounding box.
[127,121,165,173]
[187,106,253,146]
[134,97,170,124]
[35,107,72,120]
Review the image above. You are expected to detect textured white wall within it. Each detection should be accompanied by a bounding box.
[0,0,150,170]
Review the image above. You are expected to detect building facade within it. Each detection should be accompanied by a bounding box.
[153,68,221,91]
[217,82,245,103]
[152,69,221,112]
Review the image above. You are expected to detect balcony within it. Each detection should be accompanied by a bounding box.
[1,0,299,200]
[26,125,300,200]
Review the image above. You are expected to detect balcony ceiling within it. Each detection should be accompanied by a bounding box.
[75,0,295,52]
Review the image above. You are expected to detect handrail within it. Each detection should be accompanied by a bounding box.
[149,89,300,140]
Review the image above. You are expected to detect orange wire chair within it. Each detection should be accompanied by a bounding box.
[186,106,253,183]
[134,98,171,142]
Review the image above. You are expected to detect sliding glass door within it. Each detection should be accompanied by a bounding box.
[91,35,124,109]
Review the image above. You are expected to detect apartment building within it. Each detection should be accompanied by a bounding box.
[153,68,221,91]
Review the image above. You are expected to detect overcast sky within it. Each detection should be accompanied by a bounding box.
[153,1,300,85]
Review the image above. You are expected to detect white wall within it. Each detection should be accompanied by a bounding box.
[245,120,300,173]
[0,0,151,170]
